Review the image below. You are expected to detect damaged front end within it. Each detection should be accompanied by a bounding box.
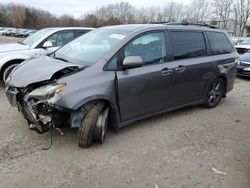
[4,56,81,134]
[6,82,71,134]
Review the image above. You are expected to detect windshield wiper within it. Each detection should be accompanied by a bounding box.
[54,57,69,63]
[79,65,89,70]
[17,41,26,45]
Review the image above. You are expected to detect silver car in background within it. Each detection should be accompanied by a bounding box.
[0,27,94,82]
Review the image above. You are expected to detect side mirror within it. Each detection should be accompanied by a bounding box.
[123,56,143,69]
[42,41,53,48]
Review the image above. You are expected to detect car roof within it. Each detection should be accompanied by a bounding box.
[101,24,223,33]
[44,27,95,32]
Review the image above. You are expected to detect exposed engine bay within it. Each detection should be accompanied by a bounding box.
[6,66,79,134]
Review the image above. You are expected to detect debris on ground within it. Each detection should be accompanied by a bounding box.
[211,167,226,176]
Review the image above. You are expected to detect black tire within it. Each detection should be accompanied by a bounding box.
[78,102,106,148]
[204,78,224,108]
[1,63,19,83]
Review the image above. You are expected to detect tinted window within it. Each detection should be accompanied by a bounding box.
[78,31,88,37]
[207,32,233,55]
[170,31,206,60]
[124,32,167,65]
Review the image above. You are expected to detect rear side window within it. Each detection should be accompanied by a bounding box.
[170,31,206,60]
[206,32,233,55]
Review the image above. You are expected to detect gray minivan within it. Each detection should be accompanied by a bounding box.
[5,23,238,148]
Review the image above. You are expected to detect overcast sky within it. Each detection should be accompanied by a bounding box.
[3,0,189,18]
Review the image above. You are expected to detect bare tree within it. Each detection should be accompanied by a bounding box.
[188,0,211,23]
[213,0,233,29]
[162,2,183,22]
[235,0,250,36]
[135,8,149,23]
[5,3,26,27]
[94,1,135,25]
[1,0,250,36]
[110,1,135,23]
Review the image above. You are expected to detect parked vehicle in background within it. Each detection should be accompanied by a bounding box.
[1,28,15,36]
[21,30,37,38]
[13,29,37,38]
[237,51,250,77]
[0,27,94,82]
[0,28,4,35]
[235,38,250,54]
[5,23,238,148]
[231,37,249,45]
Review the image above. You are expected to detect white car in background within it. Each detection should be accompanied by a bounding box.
[234,38,250,55]
[0,27,94,82]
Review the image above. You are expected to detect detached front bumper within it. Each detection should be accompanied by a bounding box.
[5,86,18,107]
[6,86,70,132]
[6,86,53,125]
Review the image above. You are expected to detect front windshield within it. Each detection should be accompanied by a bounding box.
[239,40,250,45]
[22,28,54,46]
[54,29,130,66]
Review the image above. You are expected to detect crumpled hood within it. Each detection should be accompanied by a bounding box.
[0,43,30,53]
[7,56,79,88]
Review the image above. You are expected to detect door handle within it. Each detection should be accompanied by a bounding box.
[175,65,186,73]
[161,68,173,76]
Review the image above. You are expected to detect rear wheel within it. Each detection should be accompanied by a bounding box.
[204,78,224,108]
[78,102,109,148]
[2,63,19,83]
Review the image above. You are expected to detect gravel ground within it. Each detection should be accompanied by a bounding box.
[0,36,250,188]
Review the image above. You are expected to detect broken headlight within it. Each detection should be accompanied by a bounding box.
[28,83,66,101]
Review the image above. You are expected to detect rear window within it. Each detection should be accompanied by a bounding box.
[206,32,233,55]
[170,31,206,60]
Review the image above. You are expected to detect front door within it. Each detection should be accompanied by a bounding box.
[117,31,175,121]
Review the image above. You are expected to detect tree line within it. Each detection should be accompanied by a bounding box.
[0,0,250,36]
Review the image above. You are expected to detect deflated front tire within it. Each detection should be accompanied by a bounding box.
[78,102,109,148]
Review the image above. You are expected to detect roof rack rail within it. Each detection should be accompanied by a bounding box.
[164,22,219,29]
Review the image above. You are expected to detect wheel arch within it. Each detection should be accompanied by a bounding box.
[70,98,120,131]
[217,75,227,97]
[0,59,25,78]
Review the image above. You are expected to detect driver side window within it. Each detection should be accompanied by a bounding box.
[123,32,167,66]
[46,31,75,47]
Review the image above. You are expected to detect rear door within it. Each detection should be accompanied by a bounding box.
[205,31,238,91]
[166,30,212,106]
